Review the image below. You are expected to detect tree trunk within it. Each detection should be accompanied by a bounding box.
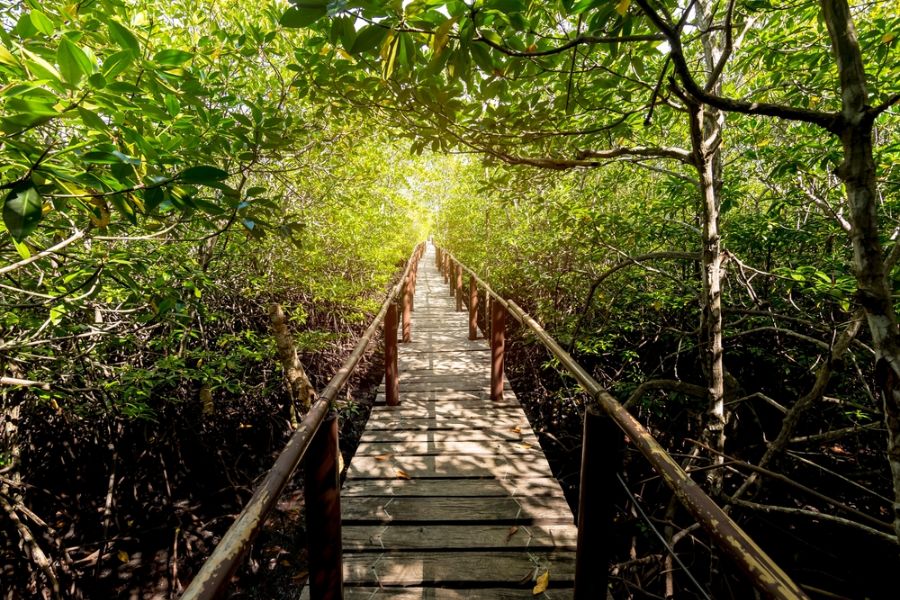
[269,303,316,427]
[820,0,900,542]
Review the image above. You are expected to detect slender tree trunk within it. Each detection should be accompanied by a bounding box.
[269,304,316,426]
[689,0,729,495]
[820,0,900,541]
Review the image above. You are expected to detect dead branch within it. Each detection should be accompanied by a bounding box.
[730,498,897,545]
[0,492,62,600]
[789,422,884,444]
[731,314,864,500]
[623,379,708,410]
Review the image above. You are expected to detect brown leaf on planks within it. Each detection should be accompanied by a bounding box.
[395,469,411,479]
[506,526,519,541]
[533,570,550,595]
[374,454,392,461]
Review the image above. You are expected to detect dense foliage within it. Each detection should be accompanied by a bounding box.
[1,0,899,598]
[0,1,441,597]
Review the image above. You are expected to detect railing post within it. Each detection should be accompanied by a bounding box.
[410,260,417,313]
[468,275,478,340]
[455,263,463,312]
[435,247,441,270]
[402,277,412,343]
[304,414,343,600]
[490,300,506,402]
[385,302,399,406]
[484,294,491,340]
[449,260,455,295]
[574,403,619,600]
[443,254,449,284]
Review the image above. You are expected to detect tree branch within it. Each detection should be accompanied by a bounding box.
[633,0,840,132]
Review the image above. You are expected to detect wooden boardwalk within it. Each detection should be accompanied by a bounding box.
[307,246,576,599]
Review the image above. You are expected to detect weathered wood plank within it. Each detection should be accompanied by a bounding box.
[368,406,525,420]
[303,588,573,600]
[376,383,513,394]
[355,439,541,456]
[343,551,576,585]
[345,454,555,479]
[342,523,577,551]
[361,415,531,431]
[358,429,535,444]
[342,496,573,524]
[341,477,564,498]
[374,391,518,404]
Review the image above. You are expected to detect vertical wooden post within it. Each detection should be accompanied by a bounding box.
[574,403,619,600]
[436,247,442,270]
[402,278,412,343]
[410,261,417,312]
[385,302,399,406]
[490,300,506,402]
[449,261,456,296]
[468,276,478,340]
[484,294,492,341]
[455,264,463,312]
[304,414,343,600]
[443,254,449,283]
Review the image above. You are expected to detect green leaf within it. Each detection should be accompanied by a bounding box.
[78,107,108,130]
[153,49,194,66]
[57,37,93,86]
[3,182,43,242]
[281,4,328,28]
[108,20,140,56]
[164,94,181,117]
[144,185,167,212]
[88,73,107,88]
[179,166,228,184]
[351,25,388,55]
[0,44,18,66]
[102,49,135,78]
[470,43,494,73]
[29,10,55,35]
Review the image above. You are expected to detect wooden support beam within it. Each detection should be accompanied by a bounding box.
[491,300,506,403]
[304,414,344,600]
[468,275,478,340]
[385,303,399,406]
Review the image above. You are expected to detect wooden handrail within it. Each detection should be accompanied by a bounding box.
[440,248,808,600]
[180,242,424,600]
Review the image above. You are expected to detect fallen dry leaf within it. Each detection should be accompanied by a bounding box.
[117,550,129,563]
[396,469,411,479]
[510,426,522,434]
[506,526,519,542]
[374,454,392,461]
[533,570,550,595]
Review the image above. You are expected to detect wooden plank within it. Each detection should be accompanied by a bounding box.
[395,375,495,385]
[304,588,573,600]
[343,551,576,585]
[345,454,555,479]
[377,383,512,393]
[355,439,541,456]
[342,523,577,551]
[362,414,530,431]
[342,496,573,524]
[341,477,564,498]
[397,345,491,354]
[374,391,519,404]
[368,406,525,420]
[358,429,535,443]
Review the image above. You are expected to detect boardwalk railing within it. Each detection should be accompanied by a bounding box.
[435,246,809,600]
[180,242,425,600]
